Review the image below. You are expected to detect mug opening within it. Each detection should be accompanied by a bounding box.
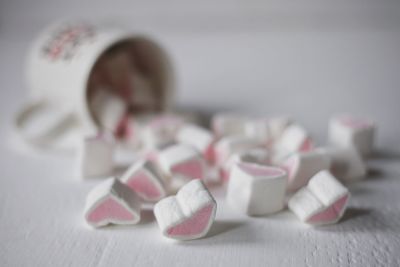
[85,36,174,129]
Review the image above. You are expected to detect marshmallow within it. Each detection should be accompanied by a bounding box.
[77,134,114,179]
[244,118,270,144]
[227,163,287,216]
[220,148,270,182]
[281,150,331,192]
[142,114,183,149]
[84,178,141,227]
[268,116,292,141]
[120,159,166,202]
[90,89,127,133]
[158,144,207,181]
[211,113,248,138]
[176,124,215,162]
[288,170,350,226]
[318,147,366,182]
[154,179,217,241]
[273,124,314,163]
[329,115,375,157]
[214,135,260,166]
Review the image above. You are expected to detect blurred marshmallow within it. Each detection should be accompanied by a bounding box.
[281,150,331,192]
[77,133,114,179]
[318,147,367,182]
[176,124,215,162]
[158,144,207,181]
[329,115,375,157]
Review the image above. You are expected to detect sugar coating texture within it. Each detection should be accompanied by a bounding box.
[154,180,217,241]
[84,178,141,228]
[288,170,350,226]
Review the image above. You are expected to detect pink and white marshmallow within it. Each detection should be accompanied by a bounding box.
[176,124,215,162]
[77,134,114,179]
[154,179,217,241]
[84,178,141,227]
[227,163,287,216]
[288,170,350,226]
[329,115,375,157]
[158,144,207,181]
[281,150,331,192]
[120,159,166,202]
[318,147,366,182]
[220,148,270,182]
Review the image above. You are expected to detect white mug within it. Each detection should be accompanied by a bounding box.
[14,20,174,151]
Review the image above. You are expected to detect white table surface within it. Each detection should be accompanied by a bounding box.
[1,0,400,266]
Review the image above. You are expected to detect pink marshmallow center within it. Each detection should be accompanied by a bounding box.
[307,195,348,223]
[88,197,134,224]
[125,170,162,201]
[167,204,214,237]
[238,162,284,177]
[172,159,204,179]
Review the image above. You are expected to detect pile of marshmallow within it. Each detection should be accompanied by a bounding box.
[81,110,375,241]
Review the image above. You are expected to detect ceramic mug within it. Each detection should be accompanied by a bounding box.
[14,20,174,150]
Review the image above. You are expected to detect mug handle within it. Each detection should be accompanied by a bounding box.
[14,98,78,150]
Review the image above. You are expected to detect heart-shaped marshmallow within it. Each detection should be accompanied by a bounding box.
[120,159,166,202]
[288,170,350,226]
[154,179,217,240]
[84,178,141,227]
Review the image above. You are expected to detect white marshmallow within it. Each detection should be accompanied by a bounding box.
[245,118,271,144]
[77,134,114,179]
[176,124,215,161]
[318,147,366,182]
[227,163,287,216]
[268,116,292,141]
[154,179,217,240]
[214,135,261,166]
[272,124,314,164]
[158,144,207,181]
[281,150,331,192]
[288,170,350,226]
[84,178,141,227]
[90,89,127,132]
[328,115,375,157]
[120,159,166,202]
[211,113,249,138]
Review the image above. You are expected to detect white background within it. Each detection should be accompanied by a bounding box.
[1,0,400,266]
